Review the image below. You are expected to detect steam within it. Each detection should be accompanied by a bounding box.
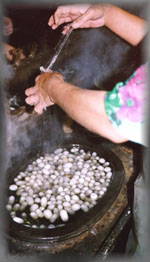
[5,105,66,171]
[6,116,32,168]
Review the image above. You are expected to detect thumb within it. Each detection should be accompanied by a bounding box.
[72,8,94,28]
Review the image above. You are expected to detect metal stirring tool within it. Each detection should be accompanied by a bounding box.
[40,28,73,73]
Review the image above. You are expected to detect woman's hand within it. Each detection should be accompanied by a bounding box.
[3,17,13,36]
[48,4,109,34]
[25,71,64,114]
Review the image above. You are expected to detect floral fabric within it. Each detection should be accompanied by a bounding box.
[104,63,148,145]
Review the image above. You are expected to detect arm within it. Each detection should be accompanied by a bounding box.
[25,73,127,143]
[48,4,147,45]
[105,5,147,46]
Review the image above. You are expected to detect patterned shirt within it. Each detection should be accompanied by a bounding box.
[104,63,148,146]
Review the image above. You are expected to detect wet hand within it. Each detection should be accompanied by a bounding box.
[25,72,64,114]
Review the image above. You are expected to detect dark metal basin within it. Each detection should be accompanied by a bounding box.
[6,137,125,243]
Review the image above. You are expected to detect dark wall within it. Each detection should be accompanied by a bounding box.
[5,3,148,110]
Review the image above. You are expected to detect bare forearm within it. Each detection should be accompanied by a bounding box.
[50,81,105,132]
[105,5,147,45]
[25,73,127,143]
[48,80,126,142]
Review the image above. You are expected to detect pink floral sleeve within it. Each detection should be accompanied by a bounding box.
[104,63,148,145]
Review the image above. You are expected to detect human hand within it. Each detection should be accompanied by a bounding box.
[3,17,13,36]
[25,71,64,114]
[48,4,108,34]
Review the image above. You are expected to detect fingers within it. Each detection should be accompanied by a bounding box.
[4,17,13,26]
[25,86,38,96]
[25,94,40,106]
[49,15,72,30]
[48,15,54,27]
[49,7,94,33]
[52,10,62,27]
[26,71,63,96]
[25,91,47,115]
[4,27,13,34]
[25,72,60,114]
[48,6,65,28]
[53,6,68,25]
[72,8,93,28]
[34,103,44,115]
[3,17,13,35]
[48,5,80,29]
[3,26,13,36]
[62,24,72,34]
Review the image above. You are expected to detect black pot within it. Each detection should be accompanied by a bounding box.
[6,136,125,244]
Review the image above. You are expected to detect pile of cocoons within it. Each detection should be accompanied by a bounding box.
[7,145,112,229]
